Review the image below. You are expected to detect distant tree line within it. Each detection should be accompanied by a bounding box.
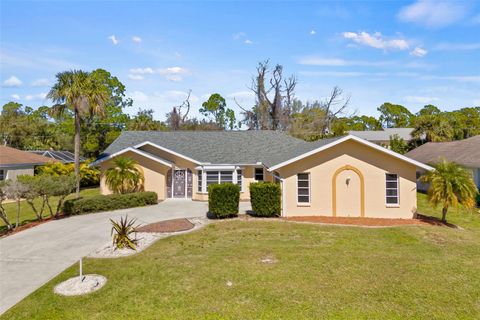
[1,63,479,160]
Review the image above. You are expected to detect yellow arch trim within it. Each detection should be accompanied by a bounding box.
[332,165,365,217]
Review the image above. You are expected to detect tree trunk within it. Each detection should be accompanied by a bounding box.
[16,199,20,228]
[441,206,448,223]
[74,111,81,198]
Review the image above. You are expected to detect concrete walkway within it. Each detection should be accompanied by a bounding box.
[0,200,251,314]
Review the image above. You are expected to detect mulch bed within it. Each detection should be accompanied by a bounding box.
[1,214,68,237]
[285,216,438,227]
[137,218,194,233]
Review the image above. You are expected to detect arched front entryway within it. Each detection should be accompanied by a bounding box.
[332,165,365,217]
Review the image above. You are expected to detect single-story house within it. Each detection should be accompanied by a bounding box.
[349,128,417,146]
[28,150,85,164]
[0,146,55,181]
[94,131,432,218]
[406,135,480,189]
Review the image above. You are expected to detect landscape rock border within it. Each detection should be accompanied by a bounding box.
[89,217,209,258]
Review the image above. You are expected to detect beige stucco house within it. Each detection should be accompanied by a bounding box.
[94,131,432,219]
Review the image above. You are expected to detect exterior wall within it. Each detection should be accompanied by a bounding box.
[0,166,35,181]
[100,151,170,200]
[276,139,418,219]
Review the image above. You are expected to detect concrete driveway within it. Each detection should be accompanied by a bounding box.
[0,200,250,314]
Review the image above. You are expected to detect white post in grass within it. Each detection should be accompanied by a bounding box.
[79,257,83,282]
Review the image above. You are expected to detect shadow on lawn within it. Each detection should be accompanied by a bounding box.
[415,213,459,228]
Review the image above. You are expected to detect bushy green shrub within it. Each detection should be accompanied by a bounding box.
[250,182,281,217]
[63,191,157,215]
[208,183,240,218]
[35,160,100,187]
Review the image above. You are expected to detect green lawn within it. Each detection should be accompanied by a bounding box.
[0,187,100,233]
[2,193,480,319]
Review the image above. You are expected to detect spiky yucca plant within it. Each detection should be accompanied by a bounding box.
[110,215,140,250]
[421,159,478,223]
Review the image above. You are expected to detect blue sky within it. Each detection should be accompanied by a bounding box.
[1,0,479,120]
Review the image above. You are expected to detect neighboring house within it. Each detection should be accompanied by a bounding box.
[94,131,432,219]
[0,146,55,181]
[406,135,480,189]
[349,128,416,146]
[29,150,86,164]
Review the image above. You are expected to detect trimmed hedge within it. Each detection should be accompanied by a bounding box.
[63,191,158,215]
[250,182,281,217]
[208,183,240,218]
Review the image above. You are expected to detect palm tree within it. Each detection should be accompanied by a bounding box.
[420,159,478,223]
[48,70,110,198]
[105,157,144,194]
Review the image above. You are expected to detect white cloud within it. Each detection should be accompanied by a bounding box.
[297,56,394,67]
[310,30,316,35]
[3,75,22,87]
[227,91,254,99]
[132,36,142,43]
[31,78,51,87]
[342,31,410,51]
[11,94,20,100]
[244,39,253,45]
[128,74,144,80]
[128,90,148,103]
[233,32,246,40]
[129,67,155,74]
[410,47,428,57]
[129,66,188,82]
[434,42,480,51]
[404,96,439,103]
[25,92,47,101]
[398,0,468,28]
[108,35,119,45]
[422,75,480,83]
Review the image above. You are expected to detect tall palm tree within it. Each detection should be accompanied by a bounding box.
[48,70,110,198]
[105,157,144,194]
[421,159,478,223]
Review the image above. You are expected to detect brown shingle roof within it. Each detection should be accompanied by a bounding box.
[405,135,480,168]
[0,146,56,167]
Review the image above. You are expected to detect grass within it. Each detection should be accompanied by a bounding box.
[0,187,100,233]
[2,193,480,319]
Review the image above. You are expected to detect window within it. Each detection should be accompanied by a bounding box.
[206,171,219,188]
[386,173,399,205]
[237,169,243,191]
[220,171,233,183]
[0,170,4,181]
[197,170,203,192]
[297,173,310,203]
[255,168,264,181]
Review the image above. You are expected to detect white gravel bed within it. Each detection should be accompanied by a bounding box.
[89,217,210,258]
[54,274,107,296]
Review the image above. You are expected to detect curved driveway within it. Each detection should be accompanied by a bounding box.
[0,200,251,314]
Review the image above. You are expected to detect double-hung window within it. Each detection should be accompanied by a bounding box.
[386,173,399,205]
[255,168,264,181]
[297,173,310,203]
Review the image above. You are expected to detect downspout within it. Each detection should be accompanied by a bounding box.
[268,171,286,217]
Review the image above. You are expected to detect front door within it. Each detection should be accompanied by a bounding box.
[173,169,186,198]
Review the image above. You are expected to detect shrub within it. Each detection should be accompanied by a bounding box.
[111,215,139,250]
[250,182,281,217]
[36,160,100,187]
[208,183,240,218]
[63,191,157,215]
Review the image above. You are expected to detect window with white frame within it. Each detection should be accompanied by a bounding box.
[297,173,310,203]
[237,169,243,191]
[386,173,399,205]
[198,169,243,193]
[255,168,264,181]
[197,170,202,192]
